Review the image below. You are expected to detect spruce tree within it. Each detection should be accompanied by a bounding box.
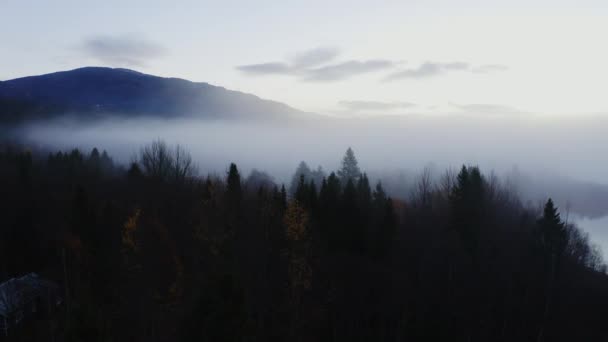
[373,181,387,206]
[375,197,396,260]
[307,180,318,211]
[356,173,372,212]
[538,198,568,263]
[290,161,312,195]
[338,147,361,183]
[342,178,363,253]
[227,163,242,208]
[295,174,307,204]
[450,165,485,255]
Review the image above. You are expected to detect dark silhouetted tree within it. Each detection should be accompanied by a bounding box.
[226,163,242,208]
[450,165,485,255]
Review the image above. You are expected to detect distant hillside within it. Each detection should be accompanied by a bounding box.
[0,67,304,122]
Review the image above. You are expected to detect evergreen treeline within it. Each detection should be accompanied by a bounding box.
[0,141,607,341]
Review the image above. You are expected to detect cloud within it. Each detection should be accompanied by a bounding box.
[80,34,167,67]
[472,64,509,73]
[452,103,524,115]
[236,62,292,75]
[238,51,507,82]
[385,62,508,81]
[443,62,470,71]
[304,60,395,82]
[292,47,340,68]
[339,100,416,112]
[236,47,395,82]
[384,62,469,81]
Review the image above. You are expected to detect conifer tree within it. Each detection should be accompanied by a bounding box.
[295,174,307,204]
[357,173,372,212]
[307,180,317,211]
[338,147,361,183]
[373,181,387,206]
[375,197,396,259]
[226,163,242,208]
[342,178,364,253]
[450,165,485,254]
[290,161,312,195]
[538,198,568,264]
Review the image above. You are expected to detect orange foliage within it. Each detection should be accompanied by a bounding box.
[122,208,141,252]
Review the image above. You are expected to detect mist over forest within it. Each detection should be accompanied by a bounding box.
[13,112,607,180]
[12,113,608,217]
[5,110,608,260]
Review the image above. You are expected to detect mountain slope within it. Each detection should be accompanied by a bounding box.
[0,67,304,122]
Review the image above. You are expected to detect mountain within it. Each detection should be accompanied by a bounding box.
[0,67,305,123]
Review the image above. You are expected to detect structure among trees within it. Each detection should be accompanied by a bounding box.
[0,273,61,337]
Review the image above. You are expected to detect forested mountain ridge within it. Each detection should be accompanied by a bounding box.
[1,141,607,341]
[0,67,304,123]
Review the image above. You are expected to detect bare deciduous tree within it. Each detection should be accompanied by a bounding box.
[139,140,196,183]
[411,166,433,210]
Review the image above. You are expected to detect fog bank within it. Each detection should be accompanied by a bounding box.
[14,114,608,185]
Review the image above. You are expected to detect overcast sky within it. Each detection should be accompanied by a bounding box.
[2,0,608,116]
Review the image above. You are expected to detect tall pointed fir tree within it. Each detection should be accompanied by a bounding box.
[290,161,312,195]
[226,163,242,209]
[538,198,568,268]
[338,147,361,183]
[449,165,485,255]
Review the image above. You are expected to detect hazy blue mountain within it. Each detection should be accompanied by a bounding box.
[0,67,304,122]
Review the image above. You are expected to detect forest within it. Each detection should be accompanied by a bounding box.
[1,140,607,341]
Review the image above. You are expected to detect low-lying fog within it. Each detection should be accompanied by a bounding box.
[10,113,608,255]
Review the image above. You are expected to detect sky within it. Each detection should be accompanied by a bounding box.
[2,0,608,116]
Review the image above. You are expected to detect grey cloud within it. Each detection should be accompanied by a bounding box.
[472,64,509,73]
[384,62,469,81]
[452,103,524,115]
[80,34,166,67]
[443,62,470,70]
[292,47,340,68]
[339,100,416,112]
[385,62,508,81]
[385,62,442,80]
[237,47,341,76]
[236,62,293,75]
[238,51,506,82]
[236,47,395,82]
[304,60,395,82]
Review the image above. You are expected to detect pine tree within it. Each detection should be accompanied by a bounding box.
[372,182,395,258]
[89,147,100,165]
[342,178,363,253]
[373,181,387,205]
[310,166,326,189]
[307,180,317,211]
[337,147,361,183]
[375,197,396,260]
[226,163,242,208]
[289,161,312,195]
[357,173,372,212]
[449,165,485,255]
[295,174,307,204]
[536,198,569,341]
[538,198,568,263]
[319,173,341,251]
